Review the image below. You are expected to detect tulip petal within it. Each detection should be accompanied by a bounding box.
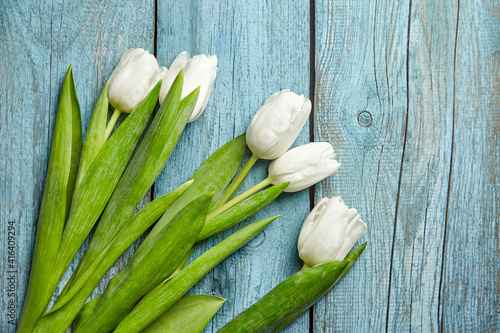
[160,53,218,122]
[108,48,158,113]
[297,198,329,249]
[246,90,311,159]
[299,197,349,266]
[184,54,218,122]
[345,208,362,236]
[268,142,340,192]
[159,51,190,104]
[335,218,367,261]
[298,197,367,267]
[147,66,168,94]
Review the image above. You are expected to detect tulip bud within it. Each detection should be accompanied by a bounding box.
[246,90,311,159]
[147,66,168,93]
[298,197,367,267]
[159,52,218,122]
[108,48,159,113]
[267,142,340,192]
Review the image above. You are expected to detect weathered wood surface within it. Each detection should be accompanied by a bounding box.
[154,1,310,332]
[313,0,410,331]
[0,0,154,329]
[441,1,499,331]
[0,0,498,332]
[313,0,499,332]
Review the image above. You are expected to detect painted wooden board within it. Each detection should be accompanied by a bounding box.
[440,0,500,331]
[313,0,409,331]
[154,0,311,332]
[1,0,499,332]
[385,0,457,331]
[314,0,499,332]
[0,1,154,332]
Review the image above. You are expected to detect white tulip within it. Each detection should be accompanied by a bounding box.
[268,142,340,192]
[246,90,311,160]
[159,52,218,122]
[147,66,168,93]
[298,197,367,267]
[107,48,159,113]
[159,52,190,96]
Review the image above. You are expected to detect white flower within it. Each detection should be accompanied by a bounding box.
[246,90,311,160]
[159,52,218,122]
[147,66,168,93]
[298,197,367,266]
[107,48,159,113]
[159,52,190,97]
[268,142,340,192]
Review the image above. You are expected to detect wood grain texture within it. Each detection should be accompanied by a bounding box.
[1,0,499,332]
[440,0,500,331]
[154,0,311,332]
[0,1,153,332]
[313,0,409,331]
[386,1,457,331]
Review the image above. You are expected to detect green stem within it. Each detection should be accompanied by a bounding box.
[217,154,259,207]
[104,108,121,140]
[301,262,311,271]
[206,177,272,221]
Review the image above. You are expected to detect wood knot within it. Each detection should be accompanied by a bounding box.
[357,111,372,127]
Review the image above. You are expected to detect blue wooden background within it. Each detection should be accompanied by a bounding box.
[1,0,499,332]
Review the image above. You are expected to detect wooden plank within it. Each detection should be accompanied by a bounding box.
[313,0,410,331]
[440,0,500,331]
[155,0,311,331]
[0,1,154,331]
[2,1,497,333]
[386,1,457,331]
[0,3,53,330]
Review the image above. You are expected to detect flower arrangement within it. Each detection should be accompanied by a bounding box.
[17,48,367,333]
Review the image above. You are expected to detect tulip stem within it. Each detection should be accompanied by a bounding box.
[217,154,259,207]
[207,177,272,221]
[104,108,121,140]
[301,263,311,271]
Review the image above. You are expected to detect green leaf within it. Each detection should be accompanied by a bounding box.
[75,81,108,188]
[34,183,193,333]
[270,311,305,333]
[72,295,99,329]
[33,134,246,333]
[141,133,247,246]
[142,295,225,333]
[73,193,213,333]
[66,71,198,299]
[113,215,279,333]
[269,244,368,333]
[218,243,367,333]
[198,182,289,240]
[17,65,80,333]
[39,80,161,317]
[66,70,83,221]
[48,180,193,313]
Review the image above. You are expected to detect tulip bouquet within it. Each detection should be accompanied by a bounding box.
[18,47,367,333]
